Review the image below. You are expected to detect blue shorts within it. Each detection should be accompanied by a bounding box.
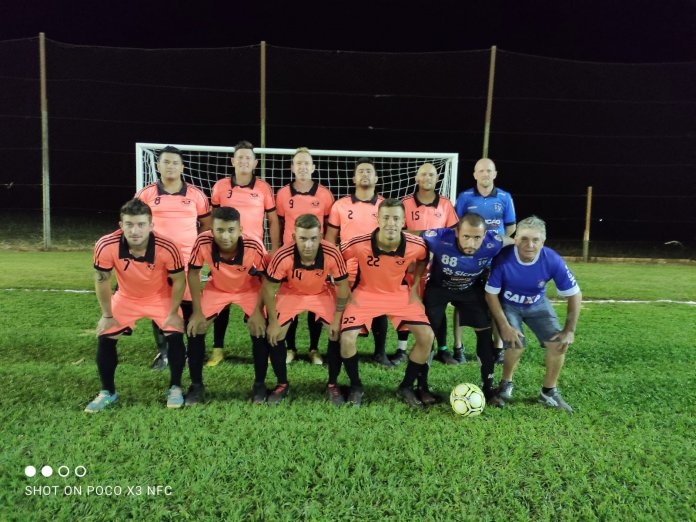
[502,297,560,348]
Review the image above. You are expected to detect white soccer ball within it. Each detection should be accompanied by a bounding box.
[450,383,486,417]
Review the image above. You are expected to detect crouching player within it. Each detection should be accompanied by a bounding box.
[339,199,435,408]
[186,207,279,405]
[485,216,582,412]
[86,199,187,412]
[262,214,350,405]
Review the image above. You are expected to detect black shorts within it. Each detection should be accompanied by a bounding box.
[423,283,490,330]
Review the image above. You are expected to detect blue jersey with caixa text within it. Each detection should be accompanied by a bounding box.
[455,187,516,235]
[485,245,580,307]
[423,228,503,291]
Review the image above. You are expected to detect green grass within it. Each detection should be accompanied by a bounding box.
[0,252,694,520]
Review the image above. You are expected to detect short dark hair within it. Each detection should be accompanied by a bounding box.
[457,213,486,230]
[158,145,184,163]
[354,157,375,174]
[120,199,152,220]
[212,206,241,223]
[233,140,255,158]
[378,198,405,213]
[295,213,321,230]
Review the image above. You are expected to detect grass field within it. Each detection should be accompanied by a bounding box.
[0,252,694,521]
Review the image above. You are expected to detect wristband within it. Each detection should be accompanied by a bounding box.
[102,315,113,319]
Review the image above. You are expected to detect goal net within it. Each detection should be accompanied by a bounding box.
[136,144,459,204]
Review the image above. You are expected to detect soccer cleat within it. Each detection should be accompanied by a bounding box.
[206,348,224,367]
[498,380,514,400]
[388,349,408,365]
[325,384,345,407]
[251,382,267,404]
[184,383,205,406]
[417,387,439,406]
[434,349,459,365]
[483,388,505,408]
[151,352,168,371]
[166,385,184,409]
[84,390,118,413]
[396,387,424,409]
[539,388,573,413]
[286,350,297,364]
[347,385,364,407]
[453,347,466,364]
[494,348,505,365]
[372,352,394,368]
[309,350,323,365]
[267,383,290,405]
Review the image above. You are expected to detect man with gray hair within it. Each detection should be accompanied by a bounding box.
[484,216,582,412]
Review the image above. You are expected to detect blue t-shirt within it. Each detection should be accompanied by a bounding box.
[485,245,580,307]
[423,228,503,291]
[455,187,516,235]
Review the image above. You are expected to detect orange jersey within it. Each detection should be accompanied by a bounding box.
[135,182,210,263]
[189,231,268,294]
[266,240,348,295]
[94,230,184,299]
[403,193,458,230]
[210,176,276,243]
[275,182,335,245]
[327,194,383,242]
[340,230,428,294]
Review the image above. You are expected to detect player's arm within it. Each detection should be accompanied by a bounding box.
[266,210,281,253]
[246,288,266,338]
[484,291,524,349]
[186,267,206,336]
[550,291,582,352]
[410,258,428,303]
[94,269,119,335]
[324,225,338,244]
[163,270,186,332]
[198,215,212,234]
[329,278,350,340]
[261,277,282,345]
[504,224,516,237]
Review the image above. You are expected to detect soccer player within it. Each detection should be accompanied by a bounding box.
[325,158,391,367]
[454,158,517,364]
[135,146,211,370]
[390,162,459,366]
[262,214,350,406]
[339,199,434,408]
[208,140,280,366]
[186,207,279,405]
[420,213,512,407]
[86,199,187,412]
[485,216,582,412]
[275,147,335,365]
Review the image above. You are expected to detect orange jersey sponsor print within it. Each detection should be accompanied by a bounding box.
[275,182,335,245]
[403,193,458,231]
[94,231,184,299]
[210,176,275,243]
[326,194,383,242]
[266,240,347,295]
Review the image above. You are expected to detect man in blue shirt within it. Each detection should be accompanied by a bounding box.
[485,216,582,412]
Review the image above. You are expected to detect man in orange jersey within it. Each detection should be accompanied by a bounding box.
[325,158,391,368]
[208,140,280,366]
[262,214,350,406]
[86,199,187,412]
[185,206,280,405]
[339,199,435,408]
[275,148,335,365]
[135,146,211,370]
[391,162,459,366]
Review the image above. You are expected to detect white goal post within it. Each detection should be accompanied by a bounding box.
[136,143,459,205]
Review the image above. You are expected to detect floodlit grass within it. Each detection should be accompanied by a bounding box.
[0,252,694,520]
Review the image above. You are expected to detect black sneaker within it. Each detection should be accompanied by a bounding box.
[494,348,505,365]
[325,384,345,407]
[483,387,506,408]
[397,387,424,409]
[251,382,267,404]
[417,387,440,406]
[184,383,206,406]
[268,383,290,405]
[151,352,168,371]
[372,352,394,368]
[388,349,408,365]
[434,349,459,366]
[453,347,466,363]
[347,385,364,407]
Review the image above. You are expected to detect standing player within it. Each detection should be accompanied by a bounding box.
[390,162,459,366]
[86,199,187,412]
[419,213,511,406]
[135,146,211,370]
[454,158,517,364]
[208,140,280,366]
[325,158,391,367]
[339,199,435,408]
[186,207,279,405]
[275,147,335,365]
[262,214,350,406]
[485,216,582,412]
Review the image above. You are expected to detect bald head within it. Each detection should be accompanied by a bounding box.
[473,158,497,190]
[415,162,439,192]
